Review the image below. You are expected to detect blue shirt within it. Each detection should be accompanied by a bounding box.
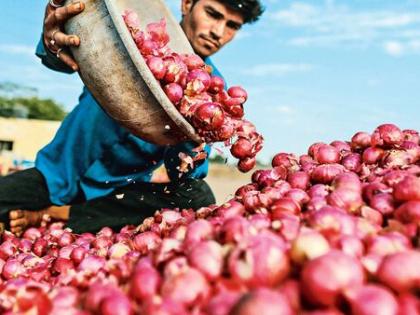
[35,39,222,205]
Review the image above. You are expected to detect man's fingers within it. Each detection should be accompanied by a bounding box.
[45,1,84,26]
[52,30,80,47]
[57,49,79,71]
[10,218,27,228]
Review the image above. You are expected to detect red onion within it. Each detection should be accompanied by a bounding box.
[344,284,399,315]
[219,216,252,244]
[394,200,420,224]
[22,228,42,241]
[290,228,330,264]
[369,192,394,215]
[184,219,214,247]
[327,188,363,214]
[230,288,294,315]
[70,246,87,265]
[360,206,383,226]
[371,123,403,147]
[311,164,345,184]
[308,206,357,238]
[365,232,411,257]
[182,54,205,71]
[341,153,362,172]
[398,293,420,315]
[238,157,256,173]
[287,171,310,190]
[213,200,245,220]
[192,102,225,130]
[377,250,420,292]
[130,264,162,300]
[301,250,365,306]
[285,188,310,206]
[330,140,351,153]
[132,231,162,254]
[85,282,121,312]
[403,129,420,144]
[108,242,131,259]
[228,231,289,288]
[0,240,17,260]
[208,75,225,94]
[206,291,241,315]
[271,212,301,242]
[362,147,384,164]
[308,184,330,198]
[146,56,166,79]
[272,152,299,169]
[351,131,371,150]
[2,258,25,280]
[271,197,301,216]
[77,255,106,275]
[231,138,253,159]
[308,142,327,158]
[187,240,223,280]
[163,82,183,105]
[314,145,341,164]
[53,257,74,275]
[161,267,210,306]
[393,175,420,202]
[32,238,48,257]
[332,235,364,258]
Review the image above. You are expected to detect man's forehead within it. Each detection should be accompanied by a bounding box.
[200,0,245,23]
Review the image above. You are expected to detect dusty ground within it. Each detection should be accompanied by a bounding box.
[205,163,253,204]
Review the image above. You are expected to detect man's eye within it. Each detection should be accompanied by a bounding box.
[227,23,241,31]
[206,10,220,19]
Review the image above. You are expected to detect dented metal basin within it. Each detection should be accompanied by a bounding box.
[64,0,201,145]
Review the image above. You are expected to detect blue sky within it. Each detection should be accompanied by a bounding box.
[1,0,419,163]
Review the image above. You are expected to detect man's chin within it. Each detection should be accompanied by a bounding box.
[193,44,217,58]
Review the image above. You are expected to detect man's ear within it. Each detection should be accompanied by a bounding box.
[181,0,194,16]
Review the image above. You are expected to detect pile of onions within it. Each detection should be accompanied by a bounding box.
[0,123,419,314]
[122,10,263,172]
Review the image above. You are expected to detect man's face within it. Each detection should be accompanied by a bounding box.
[180,0,244,58]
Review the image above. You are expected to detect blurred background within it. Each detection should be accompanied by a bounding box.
[0,0,419,201]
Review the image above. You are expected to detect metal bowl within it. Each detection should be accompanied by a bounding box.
[64,0,201,145]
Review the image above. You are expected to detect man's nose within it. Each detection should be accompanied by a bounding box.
[210,22,225,40]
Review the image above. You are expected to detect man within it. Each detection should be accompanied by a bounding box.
[0,0,264,235]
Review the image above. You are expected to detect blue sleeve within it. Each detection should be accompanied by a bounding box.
[35,36,75,74]
[164,142,211,181]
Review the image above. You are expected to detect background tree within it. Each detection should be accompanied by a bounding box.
[0,82,66,121]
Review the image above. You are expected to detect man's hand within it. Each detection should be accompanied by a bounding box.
[43,0,85,71]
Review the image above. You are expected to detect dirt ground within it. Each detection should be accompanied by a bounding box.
[205,163,253,204]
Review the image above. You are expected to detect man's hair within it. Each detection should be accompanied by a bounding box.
[192,0,265,24]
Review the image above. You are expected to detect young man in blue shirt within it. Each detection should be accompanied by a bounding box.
[0,0,263,235]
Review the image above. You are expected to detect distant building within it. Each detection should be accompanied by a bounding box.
[0,117,60,175]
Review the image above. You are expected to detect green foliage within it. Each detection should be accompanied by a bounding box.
[0,81,66,121]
